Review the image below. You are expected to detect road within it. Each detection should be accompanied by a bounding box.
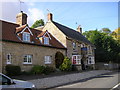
[54,72,119,89]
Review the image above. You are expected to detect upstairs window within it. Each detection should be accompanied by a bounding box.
[87,46,92,54]
[73,42,76,50]
[23,32,30,42]
[44,37,49,45]
[6,54,12,64]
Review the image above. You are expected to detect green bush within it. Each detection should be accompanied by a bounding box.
[59,57,72,71]
[31,65,55,75]
[31,65,45,74]
[5,65,21,76]
[43,66,55,75]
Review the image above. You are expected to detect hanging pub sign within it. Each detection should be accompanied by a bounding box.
[81,47,87,51]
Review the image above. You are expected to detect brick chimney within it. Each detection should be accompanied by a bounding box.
[77,25,82,33]
[47,13,53,21]
[16,11,27,25]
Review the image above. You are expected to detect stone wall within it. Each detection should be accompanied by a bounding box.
[42,21,67,47]
[42,21,95,71]
[95,62,120,70]
[66,38,82,59]
[2,41,66,72]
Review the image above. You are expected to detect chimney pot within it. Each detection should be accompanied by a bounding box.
[77,25,82,33]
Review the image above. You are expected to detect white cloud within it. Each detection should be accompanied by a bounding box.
[0,0,45,26]
[28,2,35,6]
[1,2,20,23]
[28,8,45,26]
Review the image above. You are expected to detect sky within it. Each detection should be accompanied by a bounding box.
[0,0,119,32]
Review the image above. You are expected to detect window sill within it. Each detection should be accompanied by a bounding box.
[45,63,51,64]
[72,64,81,65]
[23,63,32,65]
[23,41,31,43]
[6,62,11,64]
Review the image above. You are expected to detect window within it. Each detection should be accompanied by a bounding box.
[23,55,32,64]
[87,46,92,54]
[44,37,49,45]
[88,57,95,64]
[6,54,12,64]
[44,56,51,64]
[72,55,81,65]
[23,32,30,42]
[73,42,76,50]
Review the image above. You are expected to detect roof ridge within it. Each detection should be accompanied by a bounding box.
[53,21,85,36]
[53,21,77,31]
[0,19,19,26]
[52,21,94,46]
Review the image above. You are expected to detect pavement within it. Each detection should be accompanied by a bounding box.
[28,70,113,89]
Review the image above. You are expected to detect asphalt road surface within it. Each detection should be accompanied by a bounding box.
[54,72,120,89]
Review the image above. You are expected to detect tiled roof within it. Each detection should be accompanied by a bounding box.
[1,20,66,49]
[16,24,27,33]
[37,31,46,37]
[53,21,94,46]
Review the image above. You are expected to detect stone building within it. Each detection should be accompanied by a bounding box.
[0,11,66,73]
[0,11,95,73]
[41,13,95,70]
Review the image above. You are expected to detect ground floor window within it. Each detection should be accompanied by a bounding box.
[72,55,82,65]
[88,56,95,64]
[45,56,51,64]
[23,55,32,64]
[6,53,12,64]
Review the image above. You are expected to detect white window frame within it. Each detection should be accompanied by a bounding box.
[44,37,49,45]
[23,55,32,64]
[87,46,92,55]
[88,56,95,64]
[23,32,30,42]
[44,56,51,64]
[72,55,81,65]
[6,54,12,64]
[73,42,76,50]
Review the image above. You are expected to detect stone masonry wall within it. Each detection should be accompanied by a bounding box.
[43,21,67,47]
[66,38,82,59]
[2,41,66,73]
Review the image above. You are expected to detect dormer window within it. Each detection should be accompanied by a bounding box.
[44,37,49,45]
[23,32,30,42]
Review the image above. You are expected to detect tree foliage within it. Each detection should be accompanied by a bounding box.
[31,19,44,28]
[101,28,111,34]
[83,30,120,63]
[59,57,72,71]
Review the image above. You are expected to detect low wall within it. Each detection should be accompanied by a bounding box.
[95,62,120,70]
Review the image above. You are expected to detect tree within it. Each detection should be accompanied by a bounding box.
[31,19,44,28]
[59,57,72,71]
[112,27,120,40]
[101,28,111,34]
[83,30,120,63]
